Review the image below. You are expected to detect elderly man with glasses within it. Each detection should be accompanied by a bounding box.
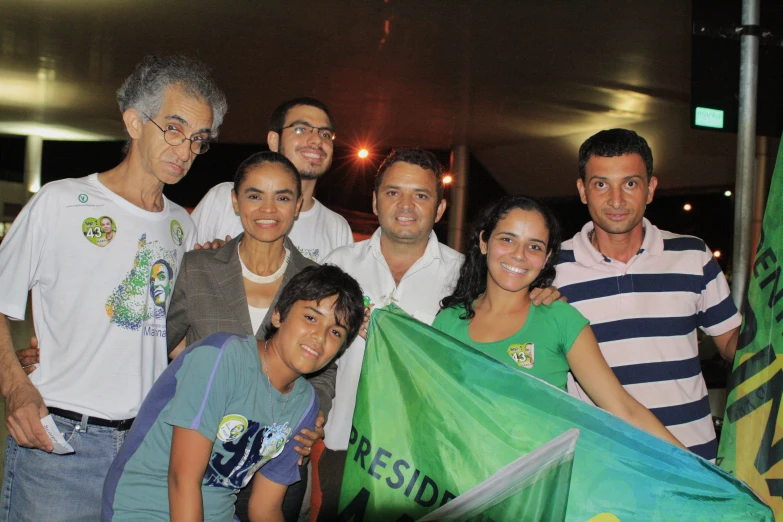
[0,55,226,521]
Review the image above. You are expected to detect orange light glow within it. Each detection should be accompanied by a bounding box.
[713,250,721,258]
[357,148,369,159]
[683,203,692,211]
[443,175,453,184]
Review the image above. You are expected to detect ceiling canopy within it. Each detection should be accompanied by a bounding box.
[1,0,748,197]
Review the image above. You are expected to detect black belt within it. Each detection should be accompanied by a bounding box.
[48,407,134,431]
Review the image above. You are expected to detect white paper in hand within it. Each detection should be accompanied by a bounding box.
[41,415,75,454]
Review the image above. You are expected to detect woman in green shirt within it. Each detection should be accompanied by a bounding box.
[433,195,685,449]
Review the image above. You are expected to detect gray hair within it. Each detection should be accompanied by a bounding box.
[117,55,228,149]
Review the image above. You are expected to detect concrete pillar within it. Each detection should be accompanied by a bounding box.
[447,145,469,252]
[24,135,43,198]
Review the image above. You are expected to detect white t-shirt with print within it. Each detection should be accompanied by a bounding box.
[0,174,195,420]
[191,181,353,263]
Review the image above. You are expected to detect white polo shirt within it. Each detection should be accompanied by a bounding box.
[322,228,464,450]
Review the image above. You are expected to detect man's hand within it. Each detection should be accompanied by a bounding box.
[17,337,40,375]
[192,235,231,250]
[358,305,373,340]
[5,381,52,451]
[293,410,325,466]
[530,285,564,306]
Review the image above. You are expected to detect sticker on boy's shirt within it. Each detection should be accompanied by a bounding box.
[217,414,248,442]
[508,342,535,369]
[261,422,291,459]
[82,216,117,247]
[170,220,184,246]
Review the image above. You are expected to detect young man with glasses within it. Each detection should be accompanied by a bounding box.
[0,55,226,521]
[191,97,353,263]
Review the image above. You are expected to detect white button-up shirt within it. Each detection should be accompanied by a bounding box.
[322,228,464,450]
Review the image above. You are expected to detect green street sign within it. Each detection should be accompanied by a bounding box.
[694,107,725,129]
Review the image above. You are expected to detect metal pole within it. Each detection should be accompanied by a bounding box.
[730,0,760,311]
[750,136,769,264]
[447,145,469,252]
[23,135,43,200]
[447,2,471,253]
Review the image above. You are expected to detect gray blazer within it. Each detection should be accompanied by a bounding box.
[166,234,338,416]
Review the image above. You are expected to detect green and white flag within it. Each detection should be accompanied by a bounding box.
[419,429,578,521]
[338,305,772,521]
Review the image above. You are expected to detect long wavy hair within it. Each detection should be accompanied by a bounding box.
[440,195,562,320]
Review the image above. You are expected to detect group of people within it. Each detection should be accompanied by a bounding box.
[0,54,741,522]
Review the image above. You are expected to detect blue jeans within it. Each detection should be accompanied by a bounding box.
[0,413,127,522]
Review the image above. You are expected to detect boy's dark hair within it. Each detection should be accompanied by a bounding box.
[374,148,445,201]
[440,195,561,320]
[268,97,335,132]
[267,265,364,349]
[578,128,653,181]
[233,151,302,199]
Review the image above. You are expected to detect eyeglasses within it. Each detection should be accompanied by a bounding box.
[142,113,211,155]
[280,122,336,142]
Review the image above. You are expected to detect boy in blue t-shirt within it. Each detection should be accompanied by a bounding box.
[102,265,364,521]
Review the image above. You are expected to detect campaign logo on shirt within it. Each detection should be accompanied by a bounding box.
[78,193,88,204]
[105,234,178,331]
[508,343,535,369]
[82,216,117,247]
[217,414,248,442]
[260,422,290,460]
[204,419,292,490]
[170,220,184,246]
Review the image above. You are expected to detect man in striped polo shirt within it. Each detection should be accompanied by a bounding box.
[555,128,741,461]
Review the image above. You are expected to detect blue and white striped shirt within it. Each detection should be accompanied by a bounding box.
[554,219,741,461]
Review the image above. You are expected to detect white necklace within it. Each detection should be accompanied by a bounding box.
[239,244,290,284]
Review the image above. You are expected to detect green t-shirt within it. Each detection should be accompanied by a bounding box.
[105,333,318,522]
[432,300,589,391]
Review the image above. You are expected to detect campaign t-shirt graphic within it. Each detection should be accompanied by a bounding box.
[105,234,178,329]
[204,417,292,489]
